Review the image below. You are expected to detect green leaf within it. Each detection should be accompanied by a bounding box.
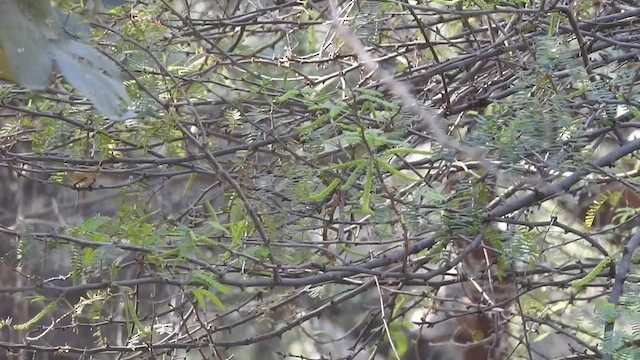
[383,148,433,157]
[390,322,408,357]
[83,248,96,267]
[188,270,228,294]
[533,329,551,342]
[124,296,151,336]
[191,288,206,309]
[14,300,58,331]
[360,163,374,215]
[81,216,111,232]
[182,172,197,197]
[229,220,247,249]
[191,288,225,311]
[328,102,347,118]
[246,245,271,259]
[210,280,231,295]
[376,160,420,182]
[294,114,326,133]
[415,188,447,203]
[275,88,299,103]
[204,200,229,235]
[308,178,340,201]
[341,160,367,191]
[230,198,245,223]
[596,300,619,324]
[584,194,608,231]
[202,289,225,311]
[570,256,611,288]
[177,226,197,258]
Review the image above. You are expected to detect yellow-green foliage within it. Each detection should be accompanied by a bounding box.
[584,191,621,231]
[309,178,340,201]
[14,300,57,331]
[571,256,611,288]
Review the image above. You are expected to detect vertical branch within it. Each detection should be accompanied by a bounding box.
[602,230,640,360]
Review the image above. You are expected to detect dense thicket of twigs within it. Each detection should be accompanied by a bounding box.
[1,1,639,359]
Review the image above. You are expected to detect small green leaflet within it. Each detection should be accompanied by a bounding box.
[191,288,225,311]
